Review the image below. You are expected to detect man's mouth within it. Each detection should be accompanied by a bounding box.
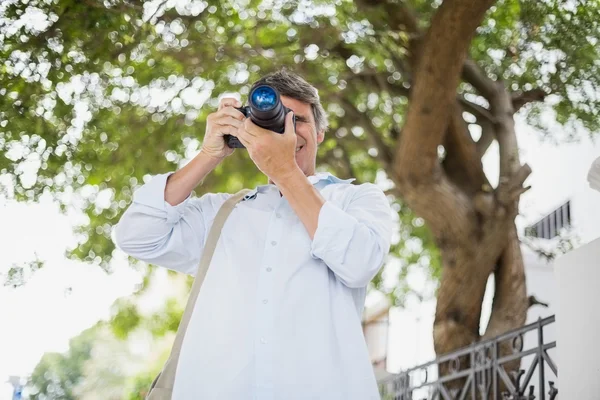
[295,145,304,153]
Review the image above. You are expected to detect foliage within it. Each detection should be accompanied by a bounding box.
[2,0,598,341]
[109,298,142,339]
[25,316,173,399]
[472,0,600,137]
[0,0,447,305]
[27,323,101,399]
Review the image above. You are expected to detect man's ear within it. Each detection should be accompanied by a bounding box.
[317,130,325,145]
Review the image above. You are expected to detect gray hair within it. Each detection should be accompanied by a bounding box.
[250,68,329,133]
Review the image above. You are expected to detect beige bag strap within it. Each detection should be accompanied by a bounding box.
[146,188,252,399]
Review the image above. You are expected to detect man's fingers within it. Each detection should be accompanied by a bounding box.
[218,106,245,120]
[234,129,250,148]
[218,97,242,111]
[284,111,295,135]
[242,117,257,137]
[214,116,243,129]
[214,124,239,138]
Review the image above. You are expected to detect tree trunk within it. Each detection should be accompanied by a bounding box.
[432,219,528,395]
[353,0,535,392]
[433,245,490,356]
[483,223,528,341]
[482,223,529,396]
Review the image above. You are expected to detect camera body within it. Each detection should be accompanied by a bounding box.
[224,85,296,149]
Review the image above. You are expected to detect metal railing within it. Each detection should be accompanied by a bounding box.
[379,316,558,400]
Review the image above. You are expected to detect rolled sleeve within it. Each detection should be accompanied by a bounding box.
[310,201,357,263]
[114,172,230,275]
[309,184,393,288]
[132,172,191,224]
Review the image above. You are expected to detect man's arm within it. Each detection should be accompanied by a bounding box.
[166,96,245,205]
[275,169,393,289]
[115,96,243,274]
[273,167,325,240]
[165,150,223,206]
[114,169,231,275]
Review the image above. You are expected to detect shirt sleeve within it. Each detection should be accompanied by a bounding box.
[309,183,393,288]
[113,172,231,276]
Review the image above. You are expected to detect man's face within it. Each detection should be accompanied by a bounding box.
[280,95,324,177]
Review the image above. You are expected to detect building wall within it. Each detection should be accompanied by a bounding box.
[514,124,600,244]
[555,237,600,398]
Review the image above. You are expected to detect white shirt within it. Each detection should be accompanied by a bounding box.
[114,171,393,400]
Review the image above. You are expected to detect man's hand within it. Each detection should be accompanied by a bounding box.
[232,111,300,182]
[200,97,245,160]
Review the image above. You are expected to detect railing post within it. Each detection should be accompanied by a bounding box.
[470,346,476,400]
[492,338,498,400]
[538,318,546,400]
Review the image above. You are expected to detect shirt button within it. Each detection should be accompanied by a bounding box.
[275,213,282,218]
[266,267,272,272]
[260,338,267,344]
[263,299,268,304]
[271,241,277,246]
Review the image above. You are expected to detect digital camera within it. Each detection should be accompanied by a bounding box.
[225,85,296,148]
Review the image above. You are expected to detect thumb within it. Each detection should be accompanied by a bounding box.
[284,111,295,135]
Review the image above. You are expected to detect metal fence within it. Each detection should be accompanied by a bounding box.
[379,316,558,400]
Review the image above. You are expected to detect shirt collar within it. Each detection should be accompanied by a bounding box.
[242,172,355,201]
[307,171,356,185]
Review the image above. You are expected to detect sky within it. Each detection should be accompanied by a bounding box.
[0,195,142,398]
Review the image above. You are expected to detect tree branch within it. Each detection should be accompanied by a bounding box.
[457,97,498,159]
[353,0,423,70]
[442,101,489,196]
[457,97,497,159]
[471,78,532,217]
[462,59,497,100]
[491,80,522,181]
[354,0,420,35]
[476,119,495,158]
[392,0,495,239]
[528,295,549,309]
[458,96,495,123]
[395,0,495,182]
[512,88,547,112]
[482,222,528,343]
[497,164,532,206]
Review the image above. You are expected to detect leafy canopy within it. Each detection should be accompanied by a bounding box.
[1,0,598,305]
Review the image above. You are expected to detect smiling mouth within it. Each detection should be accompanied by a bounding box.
[295,145,304,153]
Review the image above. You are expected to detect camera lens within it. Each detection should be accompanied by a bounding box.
[250,86,277,111]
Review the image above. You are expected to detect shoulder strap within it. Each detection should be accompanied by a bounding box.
[149,188,251,394]
[174,188,251,353]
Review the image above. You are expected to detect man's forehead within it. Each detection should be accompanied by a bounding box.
[281,96,313,120]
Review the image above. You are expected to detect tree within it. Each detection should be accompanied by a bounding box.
[2,0,598,380]
[26,298,177,400]
[27,323,100,399]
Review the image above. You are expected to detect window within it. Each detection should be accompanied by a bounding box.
[525,201,571,239]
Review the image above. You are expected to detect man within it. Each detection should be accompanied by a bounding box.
[114,69,393,399]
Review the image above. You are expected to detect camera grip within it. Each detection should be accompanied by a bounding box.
[223,106,296,149]
[224,106,248,148]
